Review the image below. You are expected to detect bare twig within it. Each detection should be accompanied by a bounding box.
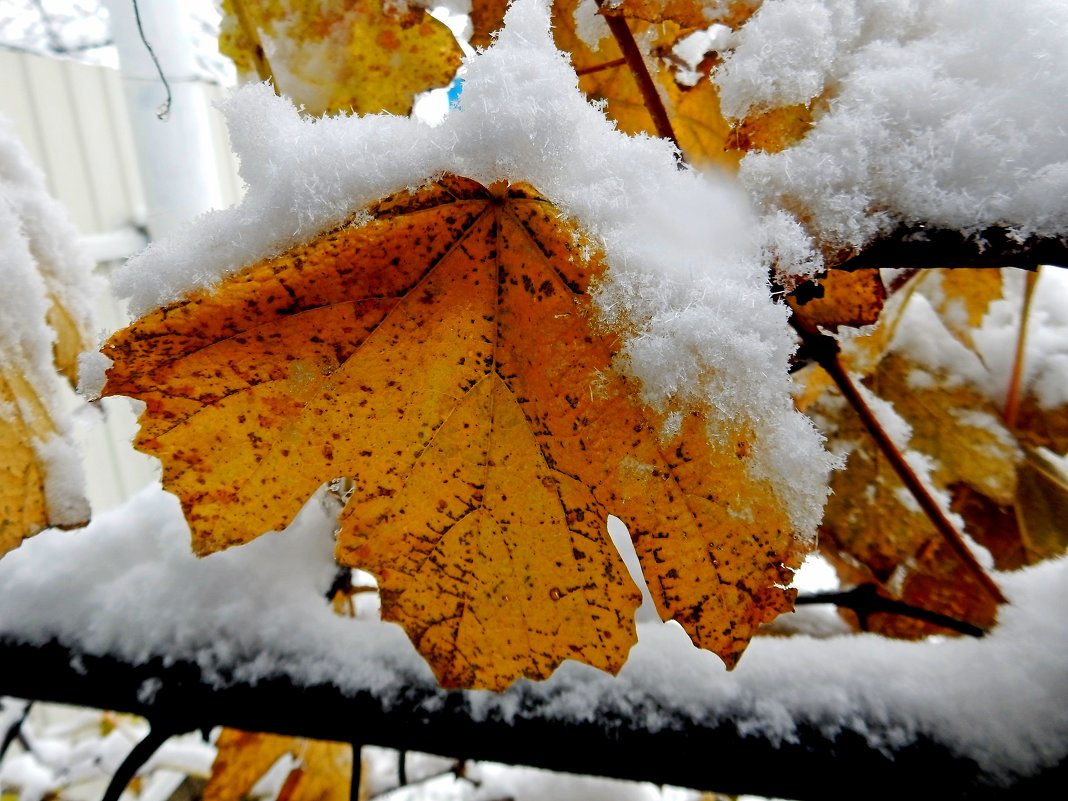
[100,721,176,801]
[351,743,363,801]
[797,584,987,637]
[130,0,172,119]
[0,700,30,762]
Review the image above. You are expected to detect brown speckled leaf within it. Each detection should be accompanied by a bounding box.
[204,729,354,801]
[101,175,802,689]
[788,269,886,333]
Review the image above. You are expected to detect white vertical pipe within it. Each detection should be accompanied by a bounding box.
[103,0,224,240]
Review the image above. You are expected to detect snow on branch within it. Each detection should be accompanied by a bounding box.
[0,636,1063,801]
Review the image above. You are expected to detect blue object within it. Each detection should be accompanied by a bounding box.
[447,77,465,109]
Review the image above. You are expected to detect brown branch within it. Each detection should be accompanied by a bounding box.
[792,320,1008,605]
[796,584,987,637]
[100,721,177,801]
[594,1,681,155]
[829,227,1068,272]
[2,639,1061,800]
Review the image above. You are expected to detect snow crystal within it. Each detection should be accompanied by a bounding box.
[107,0,834,539]
[717,0,1068,254]
[0,485,431,696]
[0,115,99,346]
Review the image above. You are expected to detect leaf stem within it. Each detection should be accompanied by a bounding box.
[576,57,628,76]
[594,1,682,156]
[229,0,279,93]
[1003,268,1039,428]
[792,320,1007,605]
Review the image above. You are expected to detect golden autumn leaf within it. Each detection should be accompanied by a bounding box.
[204,729,355,801]
[799,305,1026,636]
[101,175,803,689]
[1015,395,1068,455]
[1,371,52,556]
[788,269,887,333]
[219,0,462,117]
[950,447,1068,572]
[0,367,89,557]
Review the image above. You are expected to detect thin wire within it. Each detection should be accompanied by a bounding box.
[130,0,172,119]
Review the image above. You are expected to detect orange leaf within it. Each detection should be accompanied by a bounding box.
[204,729,354,801]
[101,175,803,689]
[610,0,763,28]
[788,269,887,333]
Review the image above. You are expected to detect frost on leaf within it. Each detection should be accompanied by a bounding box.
[204,729,353,801]
[219,0,462,116]
[101,175,805,690]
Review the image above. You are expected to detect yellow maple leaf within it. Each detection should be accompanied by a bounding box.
[219,0,462,117]
[101,175,803,689]
[204,729,355,801]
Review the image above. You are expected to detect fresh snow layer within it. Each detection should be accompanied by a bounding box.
[1,484,1065,780]
[0,114,91,529]
[107,0,833,538]
[716,0,1068,253]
